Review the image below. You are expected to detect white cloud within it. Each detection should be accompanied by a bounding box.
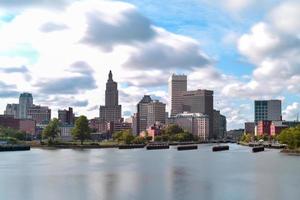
[283,102,300,121]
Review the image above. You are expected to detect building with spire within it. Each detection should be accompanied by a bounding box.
[99,71,122,123]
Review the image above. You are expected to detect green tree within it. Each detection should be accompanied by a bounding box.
[164,124,184,135]
[72,116,91,145]
[43,118,60,143]
[278,126,300,149]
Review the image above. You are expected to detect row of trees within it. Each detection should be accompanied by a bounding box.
[154,124,196,142]
[43,115,90,145]
[0,126,29,143]
[240,126,300,149]
[112,124,197,144]
[240,133,276,143]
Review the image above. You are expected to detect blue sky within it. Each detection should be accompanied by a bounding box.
[0,0,299,129]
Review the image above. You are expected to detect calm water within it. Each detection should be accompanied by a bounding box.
[0,144,300,200]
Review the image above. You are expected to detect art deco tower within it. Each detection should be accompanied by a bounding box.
[100,71,122,123]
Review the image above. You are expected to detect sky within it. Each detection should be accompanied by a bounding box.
[0,0,300,130]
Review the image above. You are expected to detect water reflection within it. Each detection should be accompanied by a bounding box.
[1,144,300,200]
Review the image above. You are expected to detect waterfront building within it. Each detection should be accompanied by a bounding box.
[270,121,288,136]
[4,104,19,118]
[107,121,132,134]
[147,100,166,127]
[136,95,152,135]
[18,93,33,119]
[257,120,272,136]
[99,71,122,123]
[27,105,51,125]
[140,123,164,141]
[171,113,209,141]
[169,74,187,117]
[0,115,35,135]
[59,125,74,141]
[58,107,75,125]
[244,122,255,135]
[0,115,19,130]
[182,89,214,138]
[254,100,282,123]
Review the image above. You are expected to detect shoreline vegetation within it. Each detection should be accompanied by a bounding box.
[239,125,300,155]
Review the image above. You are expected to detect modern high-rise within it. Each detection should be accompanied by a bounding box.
[169,74,187,117]
[58,107,75,125]
[99,71,122,123]
[182,89,214,138]
[4,104,19,118]
[18,93,33,119]
[254,100,282,123]
[147,100,166,127]
[136,95,152,134]
[27,105,51,124]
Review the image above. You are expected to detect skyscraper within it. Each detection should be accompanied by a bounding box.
[99,71,122,123]
[18,93,33,119]
[136,95,152,135]
[147,100,166,127]
[254,100,282,123]
[169,74,187,117]
[182,89,214,138]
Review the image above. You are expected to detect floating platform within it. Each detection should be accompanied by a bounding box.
[252,146,264,153]
[0,145,30,152]
[118,144,145,149]
[177,145,198,151]
[146,144,169,150]
[212,145,229,152]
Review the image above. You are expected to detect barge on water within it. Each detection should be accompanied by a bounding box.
[212,145,229,152]
[177,145,198,151]
[0,145,30,152]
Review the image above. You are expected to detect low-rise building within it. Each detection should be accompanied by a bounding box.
[59,125,74,141]
[257,120,272,136]
[171,113,209,141]
[270,121,288,136]
[245,122,255,135]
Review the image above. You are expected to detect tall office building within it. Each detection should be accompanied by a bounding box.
[169,74,187,117]
[147,100,166,127]
[4,104,19,118]
[136,95,152,135]
[99,71,122,123]
[182,89,214,138]
[254,100,282,123]
[58,107,75,125]
[18,93,33,119]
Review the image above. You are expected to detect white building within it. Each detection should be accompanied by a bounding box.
[59,125,74,141]
[172,113,209,141]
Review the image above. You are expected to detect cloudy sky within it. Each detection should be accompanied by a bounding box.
[0,0,299,130]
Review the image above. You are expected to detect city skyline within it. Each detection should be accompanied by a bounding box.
[0,0,300,130]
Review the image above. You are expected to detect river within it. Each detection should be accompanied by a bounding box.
[0,144,299,200]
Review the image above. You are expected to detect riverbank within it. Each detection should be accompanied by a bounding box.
[281,148,300,156]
